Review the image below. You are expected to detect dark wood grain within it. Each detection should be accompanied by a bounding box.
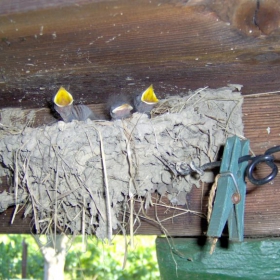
[1,0,280,236]
[1,0,280,110]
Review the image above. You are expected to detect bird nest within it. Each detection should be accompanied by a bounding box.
[0,85,244,239]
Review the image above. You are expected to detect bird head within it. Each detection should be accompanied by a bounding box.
[53,87,74,107]
[134,85,159,114]
[107,93,133,120]
[110,103,133,120]
[141,84,159,104]
[53,87,74,121]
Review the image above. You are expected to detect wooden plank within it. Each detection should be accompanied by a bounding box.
[156,237,280,280]
[1,0,280,110]
[0,0,93,15]
[0,94,280,236]
[1,0,280,236]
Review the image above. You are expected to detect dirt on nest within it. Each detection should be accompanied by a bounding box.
[0,85,244,239]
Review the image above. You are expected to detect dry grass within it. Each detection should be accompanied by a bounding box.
[0,86,249,260]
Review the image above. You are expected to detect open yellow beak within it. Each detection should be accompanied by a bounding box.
[141,85,159,104]
[53,87,74,107]
[112,103,133,113]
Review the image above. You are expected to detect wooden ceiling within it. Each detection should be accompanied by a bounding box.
[1,0,280,236]
[0,0,280,110]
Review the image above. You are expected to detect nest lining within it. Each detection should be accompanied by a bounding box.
[0,86,244,239]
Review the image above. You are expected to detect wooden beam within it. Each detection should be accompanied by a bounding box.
[156,237,280,279]
[1,0,280,236]
[1,0,280,109]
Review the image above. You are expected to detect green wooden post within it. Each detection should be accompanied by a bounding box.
[156,237,280,279]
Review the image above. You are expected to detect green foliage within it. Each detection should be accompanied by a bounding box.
[0,234,160,280]
[0,234,44,279]
[64,235,160,280]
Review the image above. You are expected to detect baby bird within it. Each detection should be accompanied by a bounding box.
[134,85,159,114]
[53,87,97,122]
[108,94,133,120]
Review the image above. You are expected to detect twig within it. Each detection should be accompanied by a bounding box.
[130,196,134,249]
[53,146,59,246]
[207,175,219,255]
[92,126,112,242]
[116,221,128,270]
[11,204,19,224]
[225,98,243,135]
[22,153,40,232]
[153,196,179,277]
[178,86,209,113]
[243,90,280,97]
[14,148,19,207]
[143,201,206,219]
[82,197,86,252]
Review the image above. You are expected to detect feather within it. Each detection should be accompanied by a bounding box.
[53,87,98,122]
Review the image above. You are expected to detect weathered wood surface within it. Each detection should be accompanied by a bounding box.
[1,0,280,236]
[156,237,280,279]
[1,0,280,109]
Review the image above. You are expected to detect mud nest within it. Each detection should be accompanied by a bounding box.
[0,85,244,239]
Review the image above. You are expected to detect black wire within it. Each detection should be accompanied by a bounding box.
[200,146,280,186]
[200,161,221,171]
[239,146,280,185]
[242,154,278,185]
[264,145,280,155]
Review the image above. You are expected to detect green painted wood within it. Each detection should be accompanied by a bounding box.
[207,136,249,242]
[156,237,280,280]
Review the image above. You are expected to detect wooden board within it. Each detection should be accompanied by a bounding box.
[1,0,280,236]
[1,0,280,109]
[156,237,280,279]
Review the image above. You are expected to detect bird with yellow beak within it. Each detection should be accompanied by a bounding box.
[134,85,159,114]
[108,94,133,120]
[53,87,97,122]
